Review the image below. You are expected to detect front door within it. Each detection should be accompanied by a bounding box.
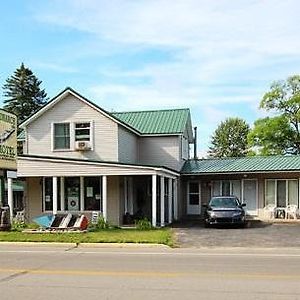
[243,179,258,215]
[187,181,201,215]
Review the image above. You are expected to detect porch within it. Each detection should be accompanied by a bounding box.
[16,155,179,227]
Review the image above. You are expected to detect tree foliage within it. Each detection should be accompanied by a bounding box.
[3,63,48,123]
[248,75,300,155]
[209,117,250,158]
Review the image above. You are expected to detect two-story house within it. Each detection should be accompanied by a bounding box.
[17,87,193,226]
[16,87,300,226]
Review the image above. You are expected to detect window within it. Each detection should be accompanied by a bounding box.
[181,136,189,160]
[43,177,61,211]
[52,121,93,151]
[212,180,241,199]
[54,123,70,150]
[65,177,80,211]
[265,179,299,207]
[75,122,91,141]
[84,177,101,211]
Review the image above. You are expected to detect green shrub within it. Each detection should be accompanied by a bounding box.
[11,220,27,232]
[135,218,152,230]
[88,216,110,231]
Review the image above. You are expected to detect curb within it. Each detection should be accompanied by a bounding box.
[0,241,170,249]
[0,242,77,247]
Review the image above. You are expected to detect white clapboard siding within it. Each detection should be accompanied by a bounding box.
[26,94,119,161]
[17,157,162,177]
[139,136,183,171]
[118,126,138,164]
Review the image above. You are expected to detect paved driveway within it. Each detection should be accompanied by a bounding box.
[173,221,300,248]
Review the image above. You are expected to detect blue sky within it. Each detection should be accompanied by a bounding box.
[1,0,300,156]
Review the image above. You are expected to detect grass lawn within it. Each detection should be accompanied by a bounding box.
[0,228,174,247]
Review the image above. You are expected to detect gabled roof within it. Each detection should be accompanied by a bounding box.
[112,109,191,135]
[19,87,192,137]
[181,155,300,174]
[19,87,140,135]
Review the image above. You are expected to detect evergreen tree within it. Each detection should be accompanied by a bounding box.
[209,117,250,158]
[3,63,48,123]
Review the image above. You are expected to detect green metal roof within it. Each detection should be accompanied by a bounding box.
[17,130,25,141]
[181,156,300,174]
[112,108,190,134]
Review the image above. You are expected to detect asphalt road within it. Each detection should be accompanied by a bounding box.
[0,244,300,300]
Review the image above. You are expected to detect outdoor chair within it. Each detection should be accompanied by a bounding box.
[15,210,25,222]
[285,205,299,219]
[263,204,276,219]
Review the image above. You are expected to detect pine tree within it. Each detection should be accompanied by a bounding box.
[3,63,48,123]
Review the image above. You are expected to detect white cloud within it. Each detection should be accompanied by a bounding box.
[31,0,300,151]
[30,61,78,73]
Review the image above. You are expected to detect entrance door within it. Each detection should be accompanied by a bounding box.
[187,181,201,215]
[243,179,258,215]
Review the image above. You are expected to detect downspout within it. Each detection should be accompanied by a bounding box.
[193,126,198,160]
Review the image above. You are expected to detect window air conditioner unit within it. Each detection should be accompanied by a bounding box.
[75,141,91,151]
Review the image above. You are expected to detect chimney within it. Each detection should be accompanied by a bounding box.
[193,126,198,160]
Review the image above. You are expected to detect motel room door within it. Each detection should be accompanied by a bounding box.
[187,181,201,215]
[242,179,258,215]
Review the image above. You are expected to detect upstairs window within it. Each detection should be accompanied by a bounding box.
[75,122,91,142]
[54,123,70,150]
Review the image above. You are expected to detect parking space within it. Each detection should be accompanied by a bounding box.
[173,221,300,248]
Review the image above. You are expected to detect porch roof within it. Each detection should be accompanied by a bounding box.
[17,154,179,178]
[181,155,300,175]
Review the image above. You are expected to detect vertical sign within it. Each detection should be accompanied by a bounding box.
[0,109,17,170]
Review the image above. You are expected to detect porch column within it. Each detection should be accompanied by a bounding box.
[160,176,165,227]
[52,176,58,215]
[173,179,178,220]
[7,178,13,219]
[102,175,107,221]
[80,176,84,211]
[152,175,157,227]
[124,177,128,213]
[60,177,65,211]
[168,178,173,224]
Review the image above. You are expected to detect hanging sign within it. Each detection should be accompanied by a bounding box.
[0,109,17,170]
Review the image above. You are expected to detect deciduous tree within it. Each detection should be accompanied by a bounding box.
[209,117,250,158]
[248,75,300,155]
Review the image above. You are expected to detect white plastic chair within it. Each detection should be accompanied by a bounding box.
[263,204,276,219]
[15,210,25,222]
[285,205,299,219]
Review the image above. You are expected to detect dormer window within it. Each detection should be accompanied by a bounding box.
[54,123,70,150]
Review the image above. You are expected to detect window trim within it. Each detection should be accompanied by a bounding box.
[74,120,94,151]
[187,181,201,206]
[265,179,299,208]
[51,122,71,152]
[51,120,94,152]
[181,135,189,160]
